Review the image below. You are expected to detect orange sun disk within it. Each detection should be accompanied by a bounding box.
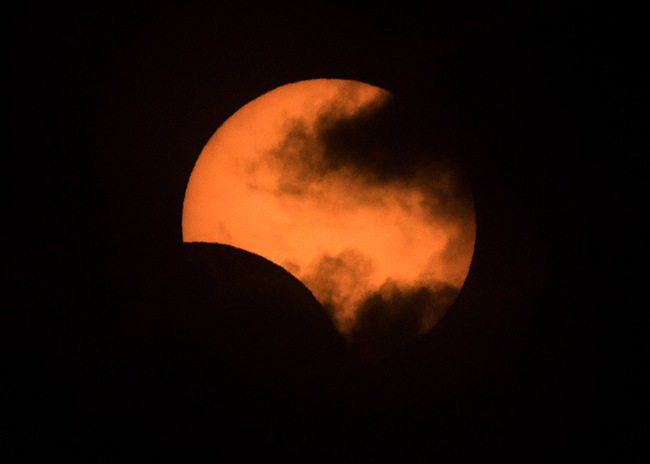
[182,79,475,336]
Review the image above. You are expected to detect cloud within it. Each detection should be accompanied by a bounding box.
[299,247,460,356]
[318,96,475,226]
[348,280,459,362]
[300,248,375,331]
[267,83,475,226]
[268,118,329,196]
[262,82,392,197]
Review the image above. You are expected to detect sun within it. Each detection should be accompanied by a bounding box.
[183,79,476,338]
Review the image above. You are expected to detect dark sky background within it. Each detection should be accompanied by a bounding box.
[7,1,646,462]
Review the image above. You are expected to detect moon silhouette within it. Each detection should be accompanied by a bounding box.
[182,79,476,339]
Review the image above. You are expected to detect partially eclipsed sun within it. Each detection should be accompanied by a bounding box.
[183,79,476,338]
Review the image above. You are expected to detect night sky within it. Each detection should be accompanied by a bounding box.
[7,1,645,462]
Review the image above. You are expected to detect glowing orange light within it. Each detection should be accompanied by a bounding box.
[183,79,475,337]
